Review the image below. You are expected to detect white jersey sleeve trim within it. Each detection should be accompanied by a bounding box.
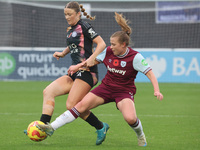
[133,53,152,74]
[96,48,107,62]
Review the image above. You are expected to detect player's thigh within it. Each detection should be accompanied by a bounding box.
[76,92,105,113]
[117,98,137,124]
[44,75,73,97]
[66,79,92,109]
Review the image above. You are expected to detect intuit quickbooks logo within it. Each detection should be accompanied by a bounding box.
[0,53,16,76]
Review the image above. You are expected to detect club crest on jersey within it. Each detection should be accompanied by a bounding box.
[72,31,77,37]
[121,61,126,67]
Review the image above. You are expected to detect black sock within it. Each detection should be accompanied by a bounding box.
[85,112,103,130]
[40,114,52,124]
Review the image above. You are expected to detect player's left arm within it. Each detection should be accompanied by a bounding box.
[86,36,106,67]
[133,53,163,101]
[146,70,164,101]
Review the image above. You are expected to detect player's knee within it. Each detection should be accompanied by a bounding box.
[125,116,137,125]
[43,87,54,99]
[43,88,48,98]
[66,101,85,113]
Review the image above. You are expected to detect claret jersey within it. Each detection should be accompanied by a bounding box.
[96,46,152,92]
[66,19,99,73]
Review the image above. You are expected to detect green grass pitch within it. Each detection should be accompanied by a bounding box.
[0,81,199,150]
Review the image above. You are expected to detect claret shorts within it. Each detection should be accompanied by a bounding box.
[91,82,135,104]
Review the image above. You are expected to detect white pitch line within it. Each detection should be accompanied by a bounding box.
[98,114,199,118]
[0,112,199,118]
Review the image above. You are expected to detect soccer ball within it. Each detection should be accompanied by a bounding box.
[27,121,47,142]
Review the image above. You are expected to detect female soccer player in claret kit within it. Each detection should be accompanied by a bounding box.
[37,12,163,147]
[24,1,109,145]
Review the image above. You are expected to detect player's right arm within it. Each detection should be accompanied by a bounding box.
[53,46,70,60]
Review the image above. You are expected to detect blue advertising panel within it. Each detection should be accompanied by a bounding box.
[136,50,200,83]
[156,1,200,23]
[0,49,200,83]
[0,50,71,81]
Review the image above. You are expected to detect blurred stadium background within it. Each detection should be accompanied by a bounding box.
[0,0,200,82]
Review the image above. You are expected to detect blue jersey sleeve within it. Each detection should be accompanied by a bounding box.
[96,48,107,62]
[133,53,152,74]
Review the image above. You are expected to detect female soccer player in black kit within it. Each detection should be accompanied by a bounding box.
[25,1,109,145]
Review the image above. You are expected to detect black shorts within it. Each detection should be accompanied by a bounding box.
[68,70,98,88]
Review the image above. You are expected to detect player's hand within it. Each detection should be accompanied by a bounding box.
[68,61,87,75]
[86,56,95,67]
[68,65,78,76]
[154,91,163,101]
[53,52,65,60]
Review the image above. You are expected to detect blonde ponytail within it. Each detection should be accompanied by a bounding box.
[114,12,132,36]
[111,12,132,46]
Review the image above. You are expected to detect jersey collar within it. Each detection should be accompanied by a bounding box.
[117,47,129,58]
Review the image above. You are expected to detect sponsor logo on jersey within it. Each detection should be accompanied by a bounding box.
[107,65,126,75]
[88,28,97,38]
[121,61,126,67]
[141,59,148,66]
[69,43,79,54]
